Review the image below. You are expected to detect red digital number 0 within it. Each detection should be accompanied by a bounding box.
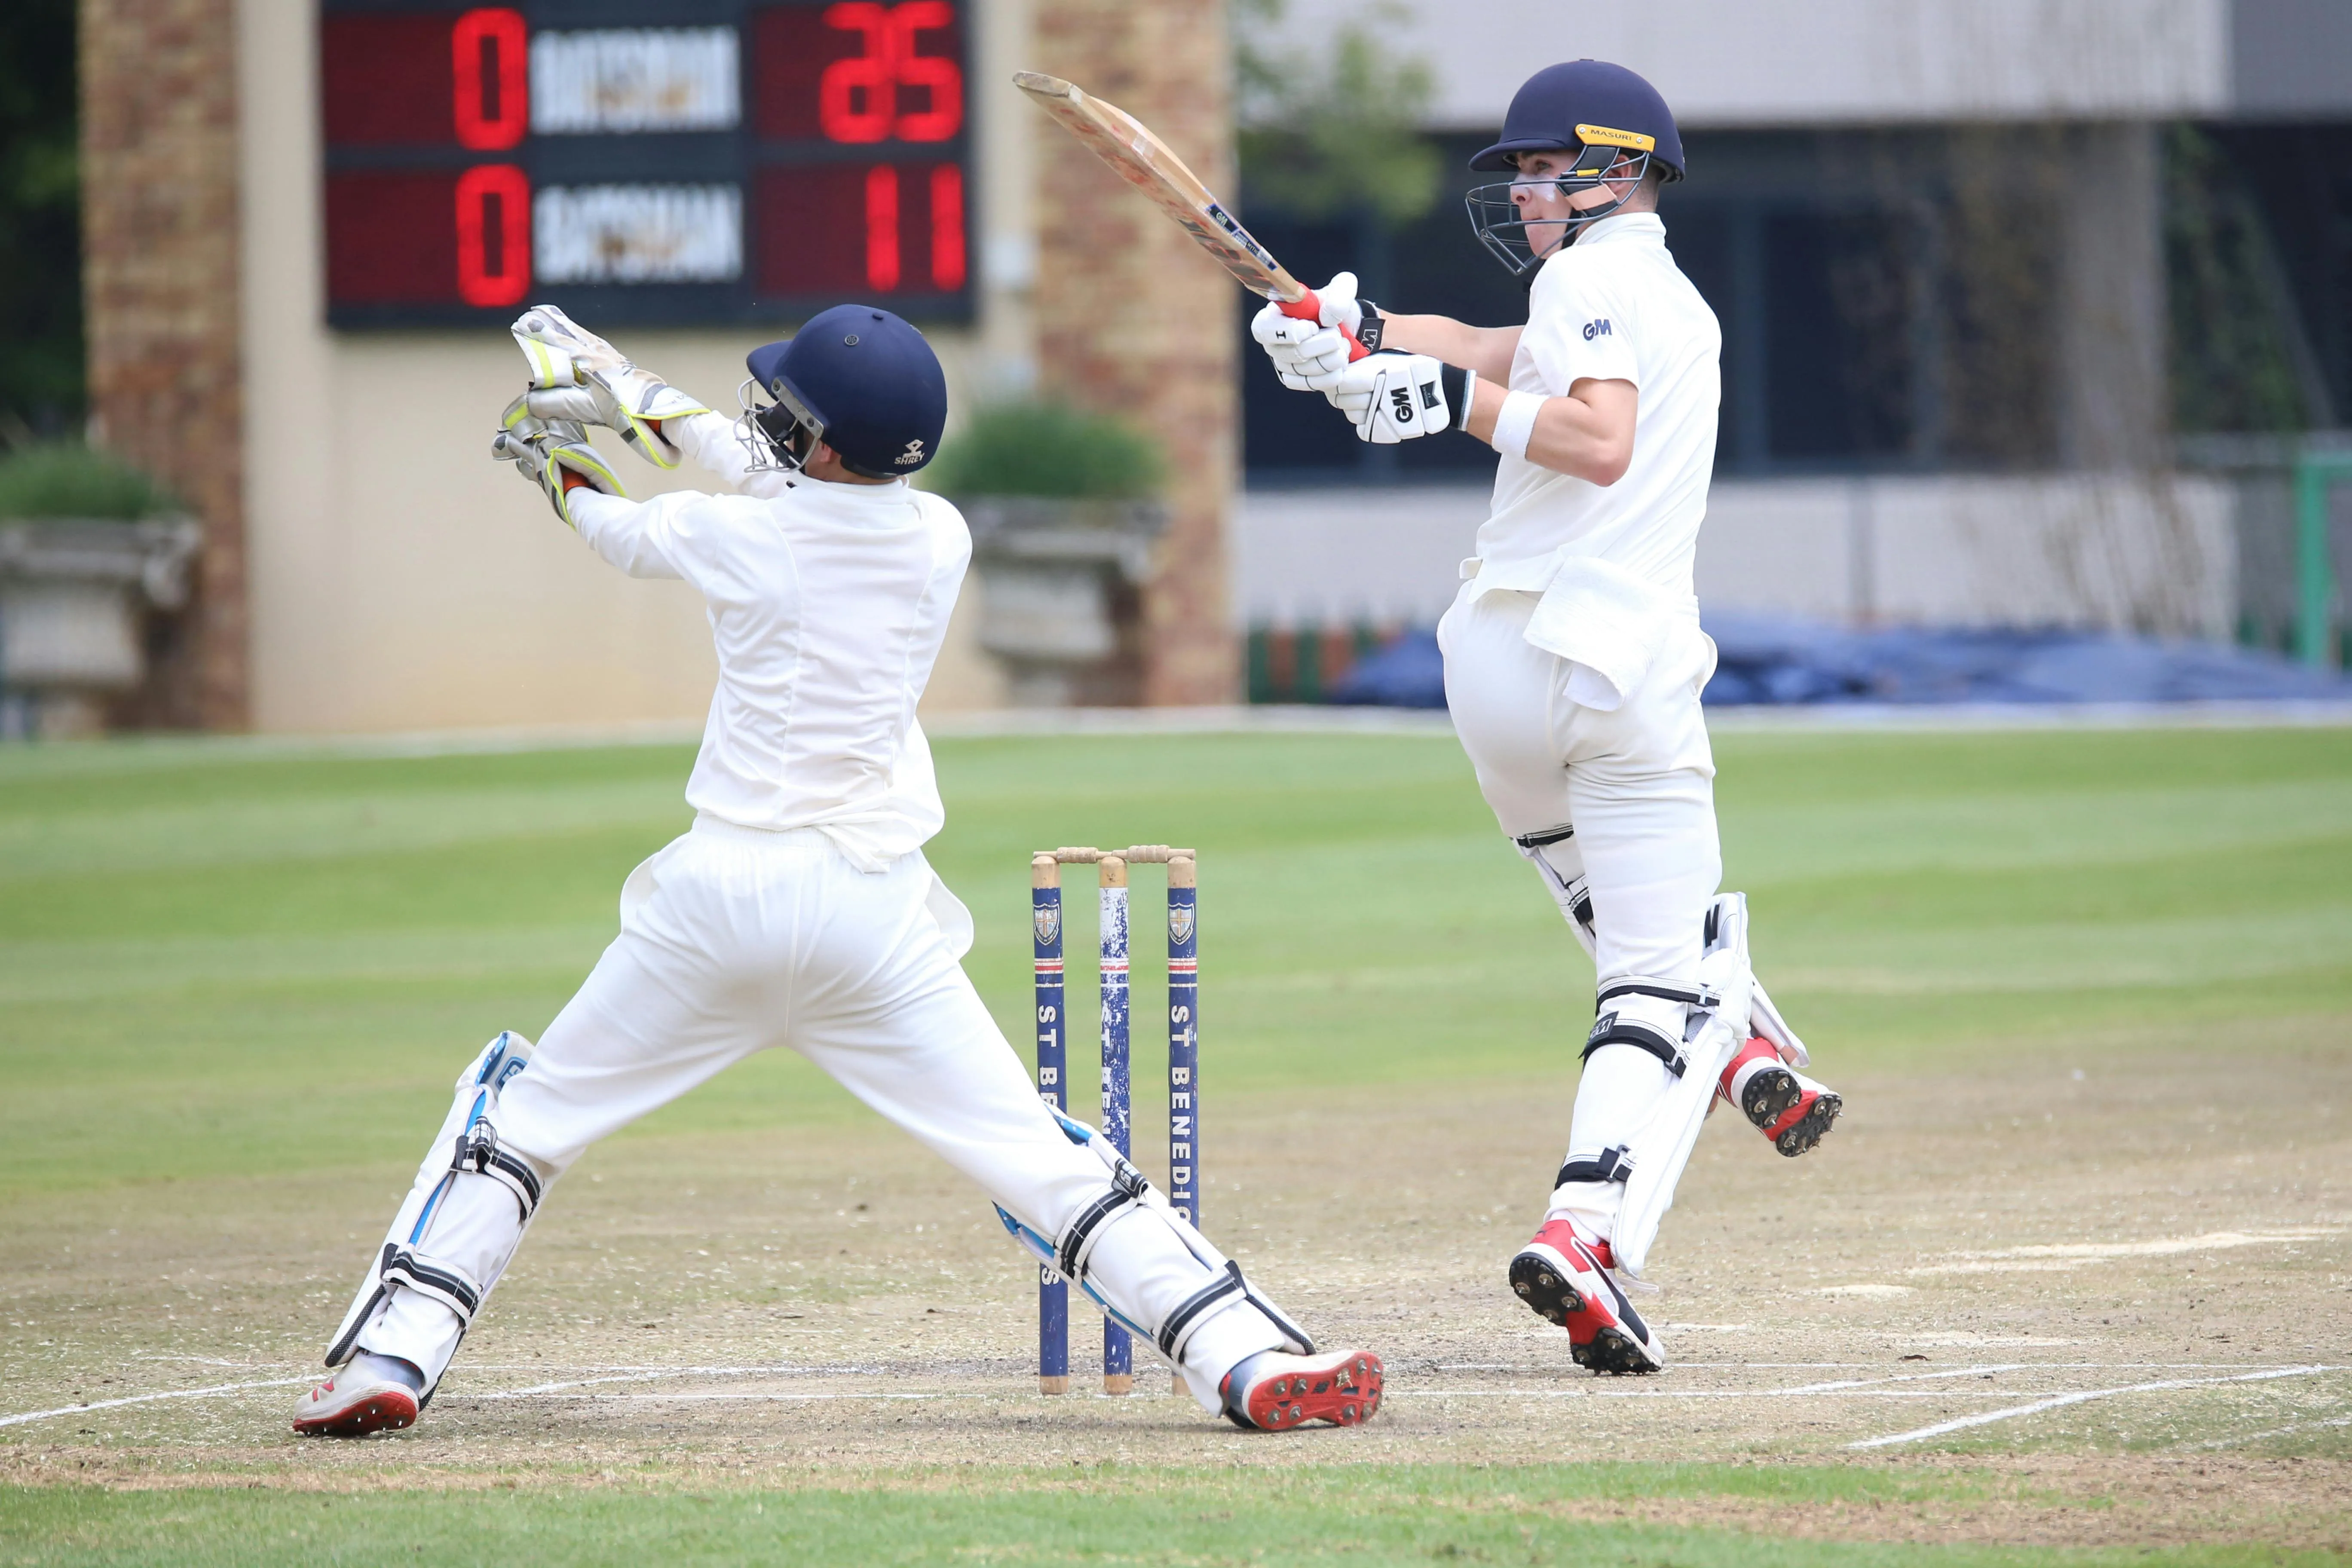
[451,8,528,150]
[820,2,962,145]
[456,164,531,306]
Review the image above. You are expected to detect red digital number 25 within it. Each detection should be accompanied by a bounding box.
[820,2,961,144]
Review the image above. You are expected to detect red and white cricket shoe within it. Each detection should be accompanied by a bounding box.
[291,1364,419,1438]
[1509,1218,1666,1375]
[1717,1035,1842,1157]
[1222,1348,1384,1430]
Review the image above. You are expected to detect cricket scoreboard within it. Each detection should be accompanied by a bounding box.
[320,1,973,327]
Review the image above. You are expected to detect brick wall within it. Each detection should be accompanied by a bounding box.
[1033,0,1237,705]
[80,0,247,729]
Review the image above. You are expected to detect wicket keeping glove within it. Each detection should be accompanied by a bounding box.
[508,304,713,469]
[1326,352,1455,444]
[490,412,627,530]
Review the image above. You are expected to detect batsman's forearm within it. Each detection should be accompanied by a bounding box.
[1464,377,1637,486]
[1374,313,1521,382]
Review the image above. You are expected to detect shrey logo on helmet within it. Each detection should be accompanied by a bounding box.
[1464,60,1685,277]
[894,438,928,466]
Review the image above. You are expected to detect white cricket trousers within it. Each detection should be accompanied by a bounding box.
[355,818,1281,1412]
[1438,585,1724,1240]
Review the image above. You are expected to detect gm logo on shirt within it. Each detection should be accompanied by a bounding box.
[1582,318,1613,341]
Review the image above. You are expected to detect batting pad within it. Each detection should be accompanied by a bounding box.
[1611,892,1755,1278]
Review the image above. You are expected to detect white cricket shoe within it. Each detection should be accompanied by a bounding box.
[1221,1348,1384,1430]
[292,1358,420,1438]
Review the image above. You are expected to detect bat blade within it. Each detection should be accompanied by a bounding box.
[1014,71,1307,306]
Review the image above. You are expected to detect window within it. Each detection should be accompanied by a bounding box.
[1239,128,2065,482]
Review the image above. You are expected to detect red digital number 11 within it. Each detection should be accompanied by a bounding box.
[863,164,965,293]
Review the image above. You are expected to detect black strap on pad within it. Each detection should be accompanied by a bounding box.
[1554,1144,1634,1188]
[1583,1011,1687,1076]
[1056,1161,1149,1280]
[1157,1260,1247,1359]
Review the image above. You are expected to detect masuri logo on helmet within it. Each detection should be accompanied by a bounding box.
[1464,60,1685,277]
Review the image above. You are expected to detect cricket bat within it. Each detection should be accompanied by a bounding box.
[1013,71,1370,362]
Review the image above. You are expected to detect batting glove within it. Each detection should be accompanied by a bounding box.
[1250,270,1372,392]
[490,411,627,529]
[1326,352,1454,444]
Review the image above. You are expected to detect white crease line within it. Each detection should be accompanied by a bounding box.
[1404,1389,2104,1402]
[0,1378,315,1429]
[1770,1363,2026,1396]
[476,1364,882,1399]
[475,1392,977,1404]
[1906,1228,2340,1277]
[1849,1365,2338,1449]
[454,1363,885,1375]
[2194,1413,2352,1449]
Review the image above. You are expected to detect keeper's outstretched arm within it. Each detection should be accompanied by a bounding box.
[567,490,686,580]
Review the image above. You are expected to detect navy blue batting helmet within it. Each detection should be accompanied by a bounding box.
[1465,61,1684,276]
[739,304,947,479]
[1470,60,1684,178]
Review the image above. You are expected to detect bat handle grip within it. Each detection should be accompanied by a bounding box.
[1280,290,1373,362]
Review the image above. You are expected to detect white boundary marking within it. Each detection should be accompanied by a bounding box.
[1848,1365,2336,1448]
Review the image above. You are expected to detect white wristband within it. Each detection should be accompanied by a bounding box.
[1489,389,1544,460]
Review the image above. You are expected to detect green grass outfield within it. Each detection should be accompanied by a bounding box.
[3,722,2349,1563]
[3,1464,2342,1568]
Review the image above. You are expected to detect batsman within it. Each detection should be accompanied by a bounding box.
[1252,60,1842,1374]
[294,303,1382,1438]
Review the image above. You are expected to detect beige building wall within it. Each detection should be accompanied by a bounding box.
[232,0,1030,734]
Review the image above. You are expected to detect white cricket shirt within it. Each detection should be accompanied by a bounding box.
[568,411,968,871]
[1470,211,1722,599]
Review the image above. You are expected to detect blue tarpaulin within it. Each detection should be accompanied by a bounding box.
[1326,612,2352,710]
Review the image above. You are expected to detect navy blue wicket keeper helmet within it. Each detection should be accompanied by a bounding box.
[738,304,948,479]
[1465,60,1684,276]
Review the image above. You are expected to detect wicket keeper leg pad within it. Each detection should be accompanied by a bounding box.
[996,1112,1311,1408]
[1608,894,1757,1277]
[325,1032,557,1400]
